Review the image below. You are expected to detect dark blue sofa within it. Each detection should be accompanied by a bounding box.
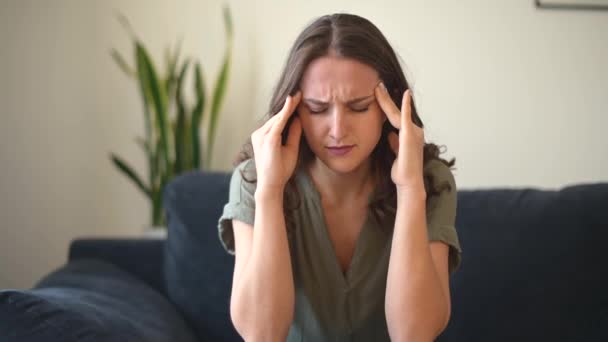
[1,169,607,342]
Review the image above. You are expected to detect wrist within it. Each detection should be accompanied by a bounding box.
[255,185,284,202]
[396,184,426,203]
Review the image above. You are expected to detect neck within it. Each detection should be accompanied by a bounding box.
[307,158,376,207]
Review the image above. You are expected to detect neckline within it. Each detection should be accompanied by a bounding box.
[296,166,379,205]
[296,167,374,288]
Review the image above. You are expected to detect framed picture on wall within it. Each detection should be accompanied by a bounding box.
[535,0,608,10]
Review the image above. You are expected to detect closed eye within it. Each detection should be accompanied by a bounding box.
[307,106,369,114]
[309,108,327,114]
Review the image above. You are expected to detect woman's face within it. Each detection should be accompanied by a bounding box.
[297,56,386,174]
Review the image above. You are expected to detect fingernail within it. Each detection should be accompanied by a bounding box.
[380,82,387,92]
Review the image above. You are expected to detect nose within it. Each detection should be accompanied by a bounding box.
[329,107,347,142]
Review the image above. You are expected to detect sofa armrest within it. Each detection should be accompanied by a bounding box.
[67,238,165,296]
[1,259,197,342]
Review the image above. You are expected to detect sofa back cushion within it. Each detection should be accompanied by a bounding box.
[164,168,608,342]
[442,183,608,341]
[163,170,241,341]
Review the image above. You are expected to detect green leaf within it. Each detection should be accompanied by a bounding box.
[110,153,151,199]
[136,43,172,181]
[206,49,231,168]
[169,37,183,81]
[133,44,155,188]
[153,138,163,188]
[223,5,234,40]
[163,46,173,97]
[135,136,149,153]
[183,117,194,169]
[175,59,190,111]
[152,186,164,226]
[135,136,148,153]
[191,62,206,169]
[110,48,136,78]
[164,38,183,106]
[174,60,190,174]
[136,135,158,185]
[114,11,137,40]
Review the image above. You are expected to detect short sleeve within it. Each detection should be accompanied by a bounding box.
[217,159,257,255]
[424,160,462,275]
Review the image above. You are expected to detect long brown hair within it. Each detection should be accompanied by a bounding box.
[234,13,455,233]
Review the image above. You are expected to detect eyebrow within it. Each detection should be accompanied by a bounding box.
[303,94,375,106]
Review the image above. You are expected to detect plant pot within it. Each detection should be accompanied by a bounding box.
[143,225,168,239]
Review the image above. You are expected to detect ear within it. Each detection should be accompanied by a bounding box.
[387,131,399,154]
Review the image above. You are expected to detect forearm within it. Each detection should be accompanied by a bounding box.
[385,191,449,342]
[232,189,294,341]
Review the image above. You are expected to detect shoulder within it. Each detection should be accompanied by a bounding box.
[424,159,456,193]
[234,158,257,177]
[231,159,258,186]
[229,159,258,199]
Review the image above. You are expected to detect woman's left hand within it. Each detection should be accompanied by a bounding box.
[375,83,426,196]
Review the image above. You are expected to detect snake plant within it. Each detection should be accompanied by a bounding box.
[109,6,233,227]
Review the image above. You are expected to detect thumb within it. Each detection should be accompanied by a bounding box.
[388,131,399,155]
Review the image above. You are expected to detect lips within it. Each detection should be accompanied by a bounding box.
[326,145,354,156]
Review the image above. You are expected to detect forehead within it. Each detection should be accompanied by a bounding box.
[299,56,379,99]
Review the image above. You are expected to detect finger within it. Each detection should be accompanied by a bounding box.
[260,113,281,134]
[260,92,298,134]
[270,91,302,136]
[375,82,401,129]
[401,89,412,131]
[285,116,302,150]
[388,131,399,155]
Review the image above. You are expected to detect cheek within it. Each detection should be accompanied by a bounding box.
[362,109,387,147]
[369,108,387,133]
[299,117,321,141]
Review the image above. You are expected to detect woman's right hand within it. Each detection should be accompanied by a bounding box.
[251,91,303,194]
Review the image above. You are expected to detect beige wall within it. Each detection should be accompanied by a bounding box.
[1,0,606,288]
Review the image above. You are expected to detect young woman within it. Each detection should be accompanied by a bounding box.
[218,13,462,342]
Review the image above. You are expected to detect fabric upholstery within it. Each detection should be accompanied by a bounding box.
[163,170,241,341]
[0,259,197,342]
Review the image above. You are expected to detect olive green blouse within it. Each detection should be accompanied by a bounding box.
[218,159,462,341]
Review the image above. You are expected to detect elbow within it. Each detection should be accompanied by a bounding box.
[230,295,294,341]
[229,301,249,339]
[231,312,293,342]
[429,308,451,340]
[387,305,451,342]
[389,322,448,342]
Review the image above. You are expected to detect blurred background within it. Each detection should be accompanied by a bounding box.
[1,0,606,289]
